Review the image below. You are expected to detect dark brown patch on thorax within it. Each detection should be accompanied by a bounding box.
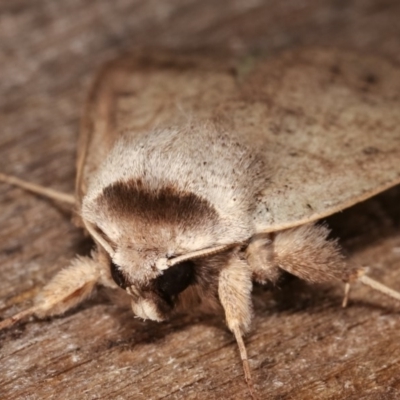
[99,179,218,227]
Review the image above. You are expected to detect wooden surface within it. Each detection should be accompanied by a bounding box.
[1,1,400,399]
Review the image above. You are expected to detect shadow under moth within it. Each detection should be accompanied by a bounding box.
[1,48,400,398]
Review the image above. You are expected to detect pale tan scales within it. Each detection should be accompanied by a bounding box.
[77,48,400,229]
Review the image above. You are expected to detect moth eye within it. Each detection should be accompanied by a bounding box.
[110,261,129,289]
[155,260,196,301]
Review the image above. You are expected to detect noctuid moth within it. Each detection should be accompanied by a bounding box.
[1,48,400,398]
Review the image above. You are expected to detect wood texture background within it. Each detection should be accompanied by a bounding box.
[1,1,400,399]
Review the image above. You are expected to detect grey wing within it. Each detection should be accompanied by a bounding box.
[232,48,400,232]
[76,48,400,233]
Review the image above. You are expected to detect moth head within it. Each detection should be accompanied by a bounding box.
[81,178,235,321]
[105,245,233,321]
[110,257,197,321]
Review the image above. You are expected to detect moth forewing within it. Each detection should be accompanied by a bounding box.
[1,48,400,396]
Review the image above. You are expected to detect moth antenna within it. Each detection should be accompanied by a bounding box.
[84,222,115,256]
[232,326,259,400]
[0,172,75,205]
[166,244,236,267]
[0,305,40,331]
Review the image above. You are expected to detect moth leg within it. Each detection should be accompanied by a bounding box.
[0,255,102,330]
[246,234,282,284]
[266,224,348,283]
[252,224,400,307]
[344,268,400,306]
[0,172,75,205]
[342,282,351,308]
[218,252,255,392]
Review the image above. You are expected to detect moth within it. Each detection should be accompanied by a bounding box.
[1,48,400,397]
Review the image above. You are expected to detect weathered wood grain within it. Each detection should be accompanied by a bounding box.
[1,1,400,399]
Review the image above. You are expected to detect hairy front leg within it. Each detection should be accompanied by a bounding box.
[218,251,255,395]
[247,224,348,284]
[0,250,111,329]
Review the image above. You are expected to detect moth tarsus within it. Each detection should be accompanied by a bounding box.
[342,282,351,308]
[1,49,400,394]
[358,274,400,303]
[232,325,258,399]
[0,305,40,331]
[341,268,400,308]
